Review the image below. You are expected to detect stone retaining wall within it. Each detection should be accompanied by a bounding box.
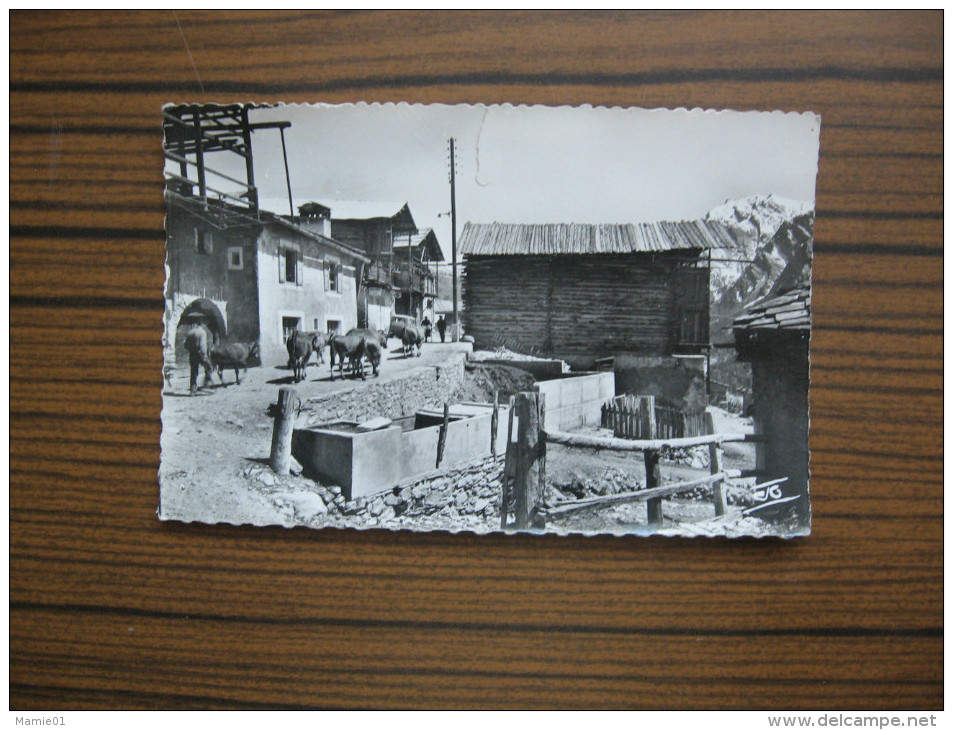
[300,353,468,426]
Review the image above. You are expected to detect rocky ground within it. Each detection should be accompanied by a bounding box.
[237,455,505,533]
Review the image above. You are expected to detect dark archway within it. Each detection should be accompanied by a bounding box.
[174,299,227,363]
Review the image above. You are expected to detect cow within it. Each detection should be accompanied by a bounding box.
[401,324,425,358]
[286,330,330,370]
[285,332,317,383]
[361,336,382,377]
[346,328,387,349]
[329,332,368,381]
[344,329,385,377]
[209,341,260,386]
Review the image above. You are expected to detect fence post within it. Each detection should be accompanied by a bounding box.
[705,410,727,516]
[435,402,450,469]
[638,395,656,440]
[269,386,300,475]
[500,396,516,529]
[513,391,546,530]
[491,391,499,459]
[645,448,663,527]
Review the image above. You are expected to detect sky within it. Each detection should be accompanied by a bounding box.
[193,103,820,261]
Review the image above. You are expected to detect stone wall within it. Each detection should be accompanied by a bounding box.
[613,354,708,410]
[300,353,468,425]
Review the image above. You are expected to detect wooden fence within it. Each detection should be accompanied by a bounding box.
[503,391,751,531]
[601,394,706,440]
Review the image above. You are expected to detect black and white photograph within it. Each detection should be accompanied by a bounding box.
[160,102,820,538]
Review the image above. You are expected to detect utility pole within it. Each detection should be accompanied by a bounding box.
[449,137,458,341]
[408,232,414,319]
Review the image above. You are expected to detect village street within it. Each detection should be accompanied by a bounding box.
[158,340,474,526]
[159,334,760,534]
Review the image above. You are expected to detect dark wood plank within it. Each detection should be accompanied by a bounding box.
[9,9,942,710]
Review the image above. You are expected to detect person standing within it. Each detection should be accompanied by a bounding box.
[184,320,214,396]
[436,315,447,343]
[421,316,432,342]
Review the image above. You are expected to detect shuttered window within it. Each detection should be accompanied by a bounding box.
[674,265,710,347]
[279,247,303,286]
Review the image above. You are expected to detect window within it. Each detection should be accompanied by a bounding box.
[326,261,340,292]
[282,317,300,344]
[278,247,303,286]
[674,265,710,347]
[327,320,340,334]
[313,318,319,331]
[285,250,297,283]
[227,246,243,270]
[195,229,213,255]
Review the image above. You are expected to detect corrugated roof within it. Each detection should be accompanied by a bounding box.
[459,220,736,256]
[732,285,811,332]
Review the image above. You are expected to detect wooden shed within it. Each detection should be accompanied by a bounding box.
[732,284,812,528]
[459,221,735,367]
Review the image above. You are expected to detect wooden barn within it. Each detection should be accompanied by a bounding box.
[459,221,736,369]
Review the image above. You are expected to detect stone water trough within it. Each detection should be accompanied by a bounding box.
[291,370,615,501]
[293,402,511,500]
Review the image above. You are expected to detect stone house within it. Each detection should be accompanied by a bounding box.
[164,195,369,367]
[291,200,419,331]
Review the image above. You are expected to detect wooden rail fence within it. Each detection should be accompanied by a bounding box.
[504,391,749,530]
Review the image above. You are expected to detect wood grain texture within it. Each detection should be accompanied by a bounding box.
[10,10,942,709]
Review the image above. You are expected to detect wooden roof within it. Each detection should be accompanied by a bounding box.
[732,285,811,332]
[459,220,736,256]
[319,200,418,233]
[393,228,445,262]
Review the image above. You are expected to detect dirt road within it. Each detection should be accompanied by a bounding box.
[158,340,472,526]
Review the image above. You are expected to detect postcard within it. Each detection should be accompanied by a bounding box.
[159,102,819,537]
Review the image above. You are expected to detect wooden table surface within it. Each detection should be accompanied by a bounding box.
[10,11,942,710]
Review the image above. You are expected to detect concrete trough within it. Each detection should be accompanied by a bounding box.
[291,370,613,500]
[534,370,615,431]
[293,402,511,500]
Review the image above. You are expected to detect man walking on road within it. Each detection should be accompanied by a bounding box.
[436,315,447,343]
[184,319,214,396]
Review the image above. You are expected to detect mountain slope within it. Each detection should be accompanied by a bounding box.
[706,195,815,343]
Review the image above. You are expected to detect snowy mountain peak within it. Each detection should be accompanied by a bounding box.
[706,194,814,244]
[706,194,815,343]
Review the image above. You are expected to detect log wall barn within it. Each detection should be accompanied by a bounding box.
[460,221,732,364]
[10,10,942,710]
[464,253,698,360]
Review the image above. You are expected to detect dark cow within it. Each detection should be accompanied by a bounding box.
[401,324,425,358]
[329,332,367,381]
[346,328,387,349]
[286,330,330,369]
[345,329,385,378]
[209,341,260,386]
[286,332,316,383]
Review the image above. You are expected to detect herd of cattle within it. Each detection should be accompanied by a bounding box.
[175,319,429,393]
[287,323,427,383]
